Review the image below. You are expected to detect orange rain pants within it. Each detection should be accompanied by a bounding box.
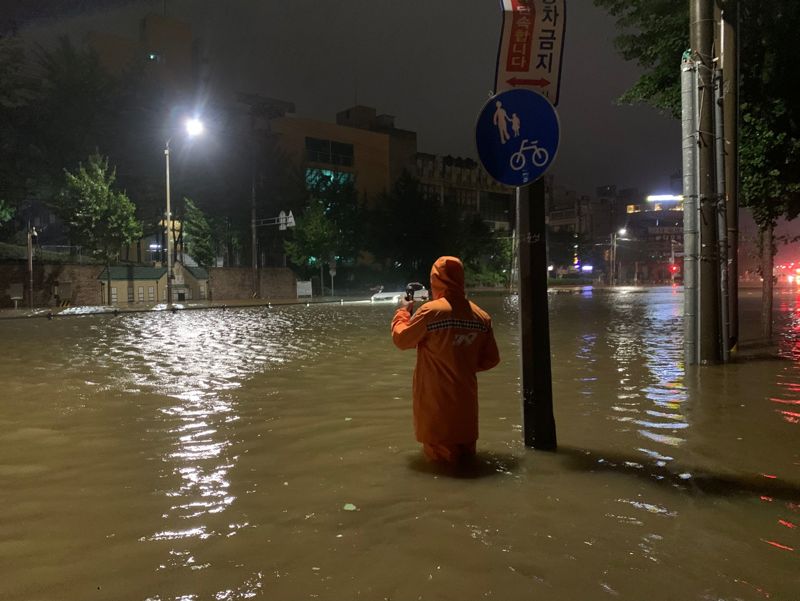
[392,256,500,462]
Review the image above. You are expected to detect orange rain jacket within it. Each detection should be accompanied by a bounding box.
[391,256,500,445]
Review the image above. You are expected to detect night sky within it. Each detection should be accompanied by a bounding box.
[8,0,681,197]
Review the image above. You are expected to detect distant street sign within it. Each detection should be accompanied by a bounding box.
[495,0,567,106]
[475,88,560,187]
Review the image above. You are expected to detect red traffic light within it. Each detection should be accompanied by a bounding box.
[669,264,679,273]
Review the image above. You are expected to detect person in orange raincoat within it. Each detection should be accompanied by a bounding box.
[391,256,500,462]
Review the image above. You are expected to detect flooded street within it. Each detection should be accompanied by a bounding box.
[1,289,798,600]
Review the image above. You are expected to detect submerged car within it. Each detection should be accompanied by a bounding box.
[370,285,430,304]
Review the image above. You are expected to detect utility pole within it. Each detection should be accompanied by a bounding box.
[518,180,557,450]
[236,93,296,299]
[250,111,258,298]
[27,223,37,309]
[691,0,721,364]
[721,0,739,352]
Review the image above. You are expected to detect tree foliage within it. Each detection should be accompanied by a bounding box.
[739,101,800,228]
[736,1,800,229]
[182,196,215,268]
[0,37,40,215]
[58,154,142,262]
[368,171,445,278]
[305,170,363,263]
[284,199,337,274]
[33,37,119,196]
[592,0,688,116]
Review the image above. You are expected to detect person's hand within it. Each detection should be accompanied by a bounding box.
[400,298,414,313]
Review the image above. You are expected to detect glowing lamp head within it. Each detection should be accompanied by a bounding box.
[185,118,204,137]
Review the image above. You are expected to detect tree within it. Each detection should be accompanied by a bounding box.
[305,169,363,264]
[0,37,40,219]
[739,100,800,337]
[369,172,445,280]
[284,199,337,285]
[32,37,119,199]
[182,197,216,268]
[592,0,688,117]
[58,154,142,304]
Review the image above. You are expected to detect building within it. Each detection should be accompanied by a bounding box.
[593,185,642,241]
[415,154,514,231]
[267,105,418,204]
[616,194,684,284]
[98,262,208,304]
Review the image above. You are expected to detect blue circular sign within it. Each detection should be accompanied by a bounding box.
[475,88,560,187]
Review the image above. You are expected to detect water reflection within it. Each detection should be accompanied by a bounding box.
[606,289,688,454]
[90,309,332,557]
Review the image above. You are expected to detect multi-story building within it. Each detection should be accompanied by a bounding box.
[268,105,417,204]
[415,154,514,231]
[617,194,683,284]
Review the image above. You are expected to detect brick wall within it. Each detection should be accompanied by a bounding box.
[208,267,297,301]
[0,263,297,307]
[0,263,105,308]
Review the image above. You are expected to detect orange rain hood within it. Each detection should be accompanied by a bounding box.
[430,255,465,300]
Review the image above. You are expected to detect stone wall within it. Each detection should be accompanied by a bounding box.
[209,267,297,300]
[0,263,104,308]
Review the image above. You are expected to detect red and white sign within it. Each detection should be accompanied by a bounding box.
[495,0,566,105]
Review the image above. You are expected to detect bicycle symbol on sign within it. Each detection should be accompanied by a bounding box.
[509,139,549,171]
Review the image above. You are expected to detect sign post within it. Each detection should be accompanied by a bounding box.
[477,0,565,451]
[517,180,556,450]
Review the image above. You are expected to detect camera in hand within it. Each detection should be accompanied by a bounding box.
[405,282,424,301]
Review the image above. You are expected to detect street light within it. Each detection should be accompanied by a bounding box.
[610,228,627,286]
[27,223,37,309]
[164,117,204,305]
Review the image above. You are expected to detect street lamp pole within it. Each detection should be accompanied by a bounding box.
[164,139,173,305]
[27,222,37,309]
[610,232,616,286]
[163,117,204,306]
[611,228,627,286]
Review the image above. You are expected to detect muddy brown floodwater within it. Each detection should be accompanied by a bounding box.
[0,288,798,600]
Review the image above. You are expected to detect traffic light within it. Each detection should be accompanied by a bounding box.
[669,264,679,274]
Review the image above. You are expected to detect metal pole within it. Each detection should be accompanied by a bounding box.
[681,54,699,365]
[27,223,33,309]
[610,233,616,286]
[251,158,258,297]
[671,241,676,285]
[250,112,259,299]
[714,64,730,362]
[165,140,173,306]
[517,182,557,450]
[691,0,721,364]
[723,3,739,351]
